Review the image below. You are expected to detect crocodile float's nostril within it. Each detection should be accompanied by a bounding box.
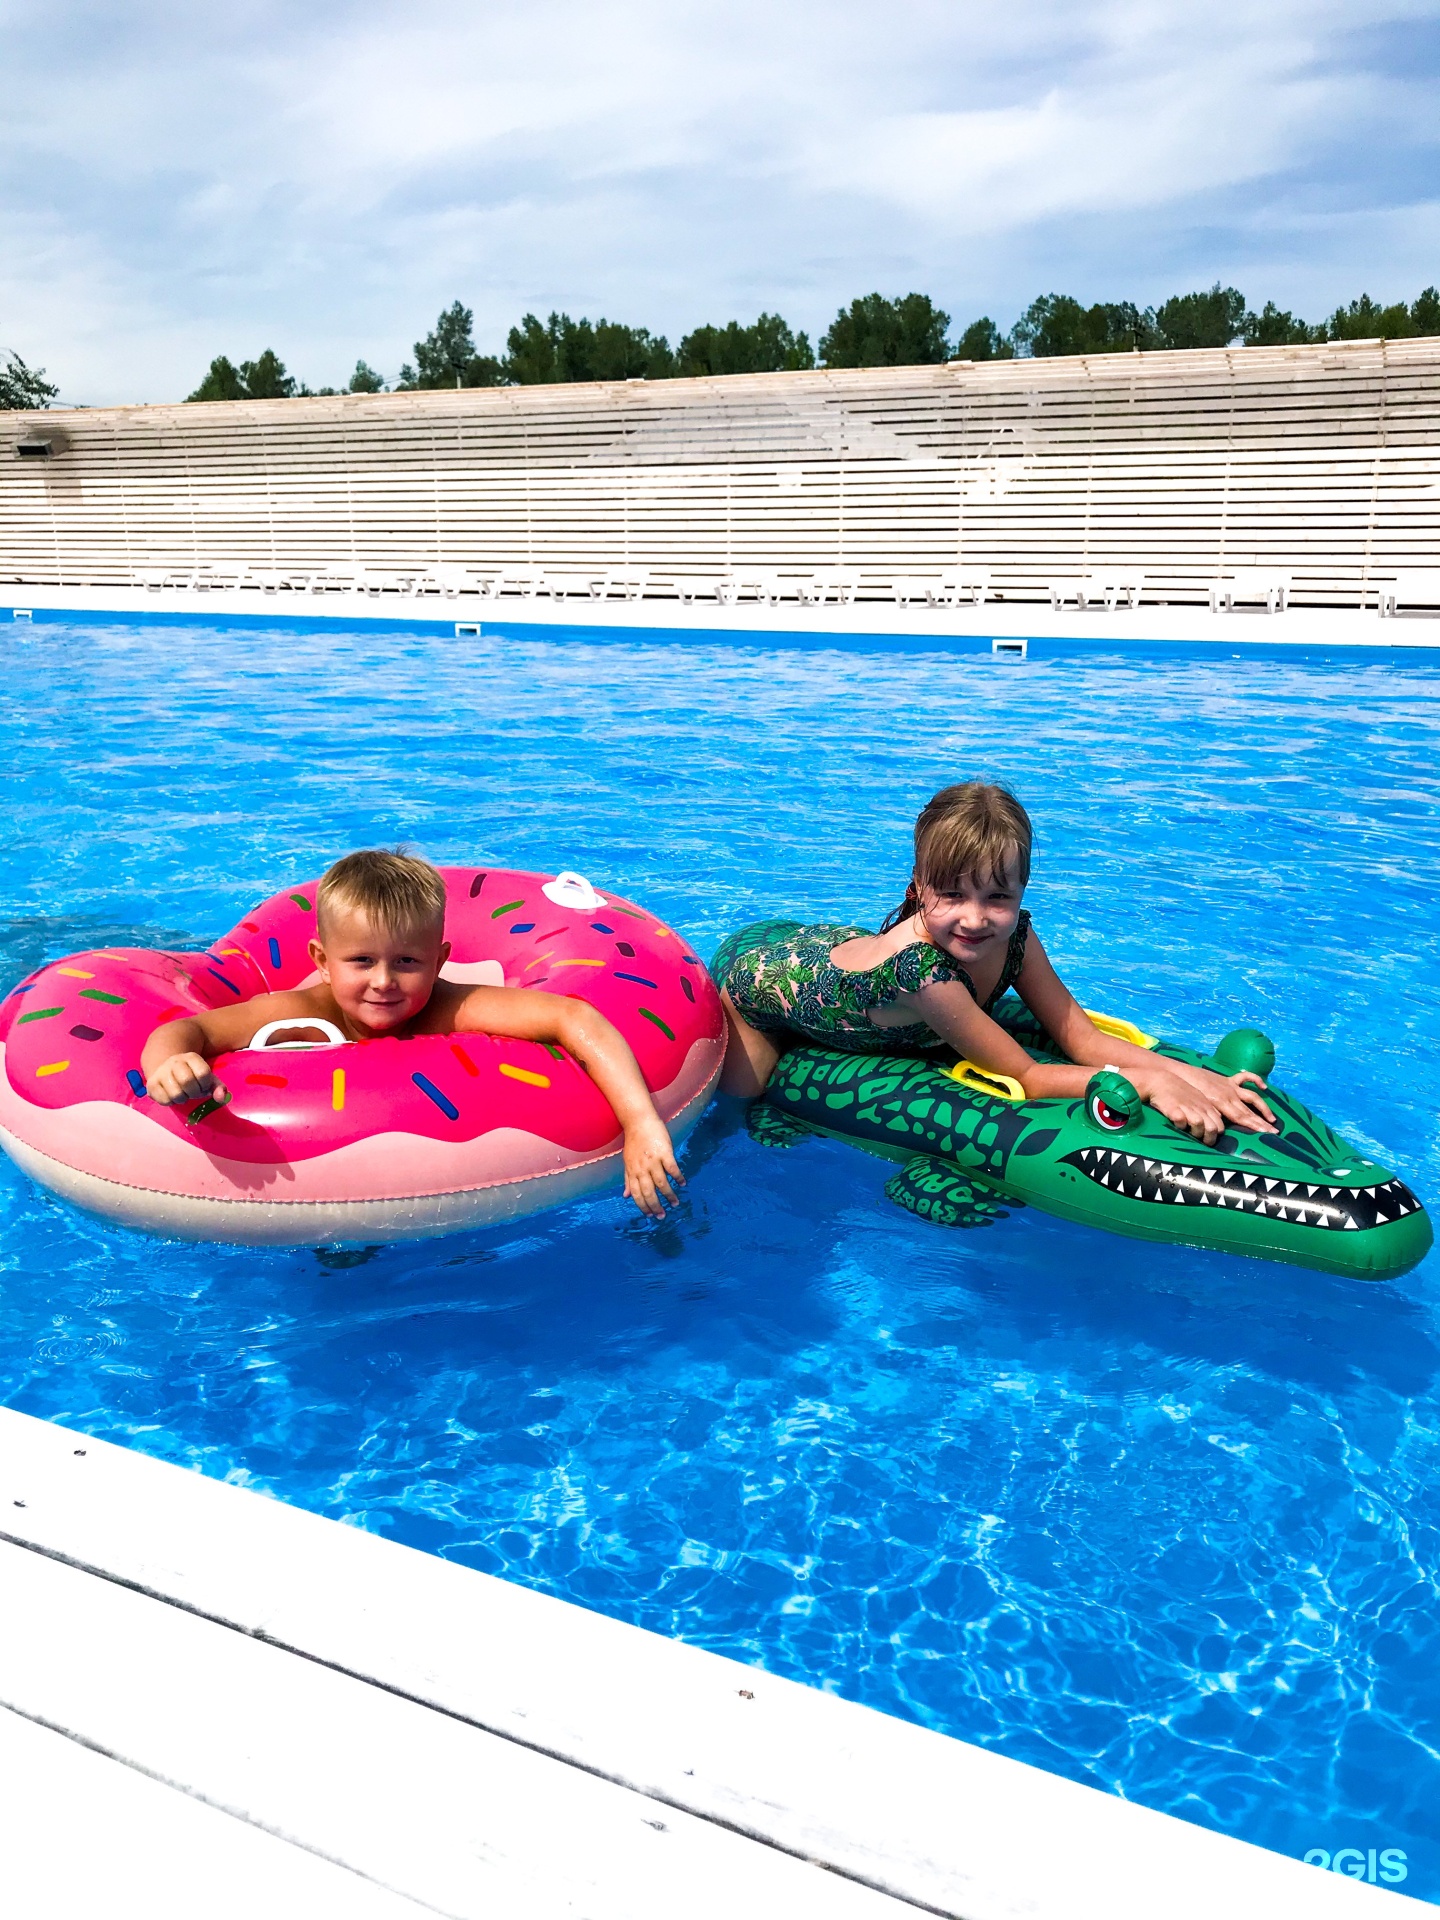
[1212,1027,1276,1077]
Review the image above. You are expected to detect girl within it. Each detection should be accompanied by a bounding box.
[713,782,1276,1145]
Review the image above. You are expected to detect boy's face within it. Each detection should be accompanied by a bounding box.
[308,906,450,1038]
[916,848,1024,967]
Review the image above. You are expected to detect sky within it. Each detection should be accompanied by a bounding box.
[3,0,1440,405]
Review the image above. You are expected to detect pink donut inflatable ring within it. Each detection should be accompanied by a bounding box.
[0,867,726,1245]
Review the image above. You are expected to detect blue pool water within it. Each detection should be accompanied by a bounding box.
[2,615,1438,1896]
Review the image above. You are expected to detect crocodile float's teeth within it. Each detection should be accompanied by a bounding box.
[1055,1152,1424,1232]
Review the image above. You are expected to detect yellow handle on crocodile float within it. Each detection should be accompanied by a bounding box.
[948,1009,1157,1103]
[1083,1009,1158,1049]
[948,1060,1028,1101]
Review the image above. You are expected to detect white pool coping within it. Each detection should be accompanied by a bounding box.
[4,582,1440,650]
[0,1406,1421,1917]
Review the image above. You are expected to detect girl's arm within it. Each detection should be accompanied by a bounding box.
[906,937,1275,1144]
[1014,937,1275,1136]
[455,986,682,1217]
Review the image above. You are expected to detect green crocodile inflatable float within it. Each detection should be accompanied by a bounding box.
[749,1000,1431,1281]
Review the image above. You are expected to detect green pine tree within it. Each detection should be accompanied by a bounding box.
[820,293,951,367]
[0,349,59,408]
[1242,302,1320,346]
[1155,285,1248,350]
[1326,294,1416,340]
[399,302,504,388]
[187,355,246,401]
[1011,295,1159,356]
[954,318,1013,361]
[503,312,673,383]
[675,313,814,376]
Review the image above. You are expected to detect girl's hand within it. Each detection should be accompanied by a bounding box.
[1133,1064,1275,1143]
[146,1051,230,1108]
[1170,1062,1277,1133]
[622,1113,684,1219]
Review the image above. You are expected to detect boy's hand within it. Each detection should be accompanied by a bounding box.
[146,1051,230,1109]
[1135,1064,1275,1143]
[621,1113,684,1219]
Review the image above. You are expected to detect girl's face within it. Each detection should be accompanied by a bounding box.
[915,851,1024,967]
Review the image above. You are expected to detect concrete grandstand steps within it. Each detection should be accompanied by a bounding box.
[3,340,1438,606]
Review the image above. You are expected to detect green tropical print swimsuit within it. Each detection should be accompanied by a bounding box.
[711,911,1032,1054]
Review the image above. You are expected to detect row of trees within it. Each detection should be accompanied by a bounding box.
[1004,285,1440,357]
[383,283,1440,385]
[9,280,1440,411]
[186,281,1439,400]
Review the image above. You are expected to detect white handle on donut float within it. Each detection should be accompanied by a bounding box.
[541,870,606,910]
[246,1018,349,1051]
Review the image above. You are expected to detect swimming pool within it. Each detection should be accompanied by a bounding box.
[2,615,1437,1898]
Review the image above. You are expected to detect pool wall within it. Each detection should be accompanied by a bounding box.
[3,339,1439,608]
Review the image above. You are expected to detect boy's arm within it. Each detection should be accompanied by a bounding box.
[141,993,325,1107]
[453,986,683,1216]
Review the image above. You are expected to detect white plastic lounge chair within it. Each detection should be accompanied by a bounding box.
[671,576,724,604]
[768,575,810,603]
[1209,572,1291,613]
[352,569,420,595]
[890,578,936,605]
[410,565,485,599]
[932,571,990,607]
[602,569,650,601]
[806,569,861,606]
[540,572,607,601]
[483,567,546,599]
[1077,573,1144,610]
[724,569,782,606]
[1377,573,1440,616]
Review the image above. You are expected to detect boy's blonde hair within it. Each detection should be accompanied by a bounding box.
[316,849,448,937]
[883,783,1033,928]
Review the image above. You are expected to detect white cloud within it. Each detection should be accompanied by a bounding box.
[1,0,1438,401]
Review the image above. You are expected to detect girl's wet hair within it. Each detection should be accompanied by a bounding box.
[881,782,1032,930]
[317,848,448,937]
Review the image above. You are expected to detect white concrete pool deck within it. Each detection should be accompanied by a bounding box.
[5,581,1440,650]
[0,1407,1422,1918]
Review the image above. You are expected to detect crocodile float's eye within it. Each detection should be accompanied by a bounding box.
[1083,1069,1143,1134]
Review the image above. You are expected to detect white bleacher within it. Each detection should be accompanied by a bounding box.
[3,341,1438,608]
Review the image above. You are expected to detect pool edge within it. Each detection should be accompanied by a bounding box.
[5,584,1440,657]
[0,1405,1414,1917]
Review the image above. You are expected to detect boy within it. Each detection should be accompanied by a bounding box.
[141,850,684,1218]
